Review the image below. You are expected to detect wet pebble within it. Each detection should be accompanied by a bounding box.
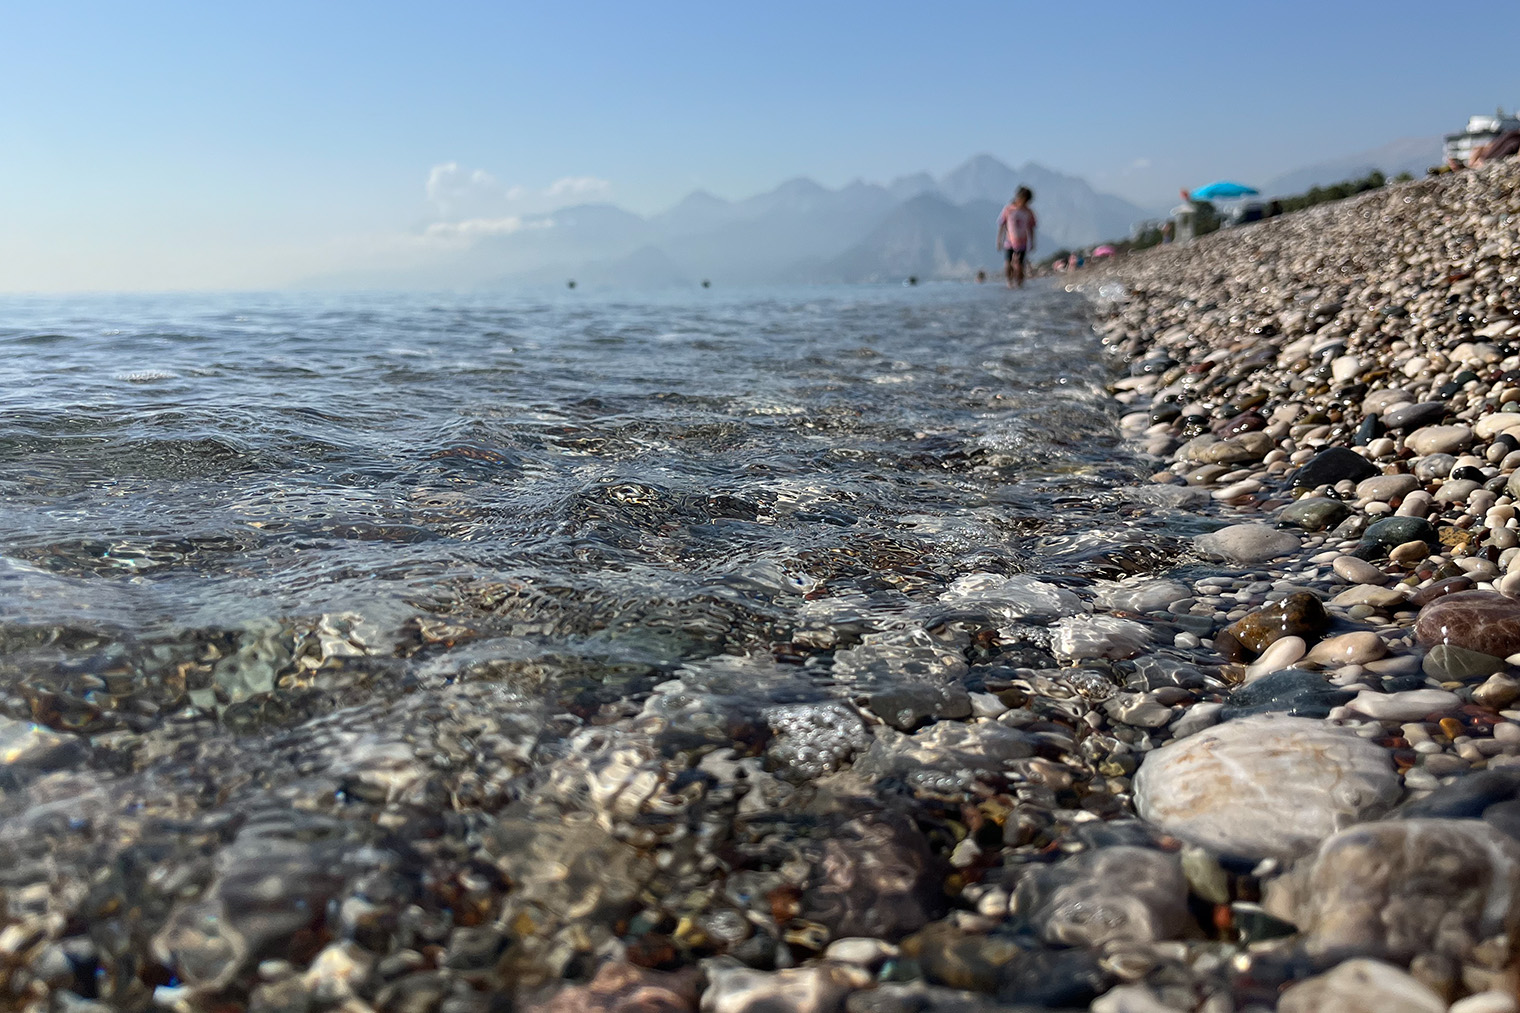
[1132,714,1400,861]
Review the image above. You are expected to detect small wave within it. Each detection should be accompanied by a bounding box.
[115,370,179,383]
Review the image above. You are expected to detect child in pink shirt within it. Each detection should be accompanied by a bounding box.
[996,187,1037,288]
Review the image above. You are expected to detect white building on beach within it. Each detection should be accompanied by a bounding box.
[1445,109,1520,165]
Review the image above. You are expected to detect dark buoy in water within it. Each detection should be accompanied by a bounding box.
[567,279,577,289]
[701,279,711,288]
[906,275,918,286]
[976,270,987,283]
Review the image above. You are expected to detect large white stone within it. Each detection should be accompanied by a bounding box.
[1277,958,1446,1013]
[1050,614,1151,660]
[938,573,1084,622]
[1132,714,1400,861]
[1193,523,1300,565]
[1405,424,1475,456]
[1093,577,1192,614]
[1345,688,1460,721]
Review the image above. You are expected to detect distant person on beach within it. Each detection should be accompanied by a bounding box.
[996,187,1036,288]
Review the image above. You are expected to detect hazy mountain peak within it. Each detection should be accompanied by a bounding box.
[669,189,731,210]
[773,177,829,197]
[939,155,1021,205]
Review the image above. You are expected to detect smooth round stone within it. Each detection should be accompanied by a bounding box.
[1290,446,1379,489]
[1190,432,1274,465]
[1132,714,1400,861]
[1364,388,1414,415]
[1306,631,1387,666]
[1194,523,1301,566]
[1244,636,1306,681]
[1346,688,1461,721]
[704,965,867,1013]
[1362,516,1438,552]
[1277,496,1350,532]
[1330,354,1364,383]
[1022,846,1189,948]
[1050,615,1150,660]
[1277,959,1446,1013]
[1458,557,1502,581]
[824,938,898,966]
[1423,644,1507,681]
[1475,412,1520,439]
[1436,478,1483,504]
[1395,490,1436,518]
[1409,575,1475,607]
[1415,590,1520,657]
[1383,402,1449,432]
[1405,424,1475,456]
[1331,584,1407,610]
[1213,478,1261,501]
[1222,591,1329,653]
[1332,555,1388,585]
[0,718,83,771]
[1356,474,1421,502]
[1389,540,1431,565]
[1450,993,1520,1013]
[1414,454,1457,481]
[1473,674,1520,711]
[1224,671,1354,722]
[1272,819,1520,962]
[1093,578,1191,614]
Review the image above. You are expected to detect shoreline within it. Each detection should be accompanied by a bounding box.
[1070,156,1520,1006]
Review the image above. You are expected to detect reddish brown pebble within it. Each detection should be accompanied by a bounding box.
[1415,590,1520,658]
[1409,576,1475,608]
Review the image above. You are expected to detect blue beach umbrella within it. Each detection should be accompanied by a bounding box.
[1190,181,1259,201]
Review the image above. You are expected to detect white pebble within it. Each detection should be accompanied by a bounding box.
[1245,637,1306,681]
[1450,991,1520,1013]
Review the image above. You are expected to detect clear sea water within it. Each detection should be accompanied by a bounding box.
[0,282,1231,1002]
[0,284,1162,667]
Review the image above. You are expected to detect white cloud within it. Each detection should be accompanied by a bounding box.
[426,162,504,215]
[422,216,555,241]
[423,164,611,225]
[1129,157,1152,171]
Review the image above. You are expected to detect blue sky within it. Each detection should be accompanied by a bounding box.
[2,1,1516,291]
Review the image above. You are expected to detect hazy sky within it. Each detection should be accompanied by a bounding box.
[3,1,1516,292]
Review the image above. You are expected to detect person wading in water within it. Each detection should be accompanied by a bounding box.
[996,186,1037,289]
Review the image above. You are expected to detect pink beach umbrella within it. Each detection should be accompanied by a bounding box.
[1091,245,1116,257]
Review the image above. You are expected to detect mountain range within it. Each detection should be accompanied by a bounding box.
[314,141,1449,290]
[322,155,1156,290]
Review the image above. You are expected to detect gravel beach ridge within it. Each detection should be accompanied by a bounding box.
[1077,157,1520,1009]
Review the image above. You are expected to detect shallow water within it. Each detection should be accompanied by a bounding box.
[0,283,1207,1003]
[0,285,1165,660]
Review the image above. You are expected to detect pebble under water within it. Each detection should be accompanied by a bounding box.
[0,285,1215,1009]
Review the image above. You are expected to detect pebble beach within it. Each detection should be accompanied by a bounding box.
[4,160,1520,1013]
[1083,154,1520,1011]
